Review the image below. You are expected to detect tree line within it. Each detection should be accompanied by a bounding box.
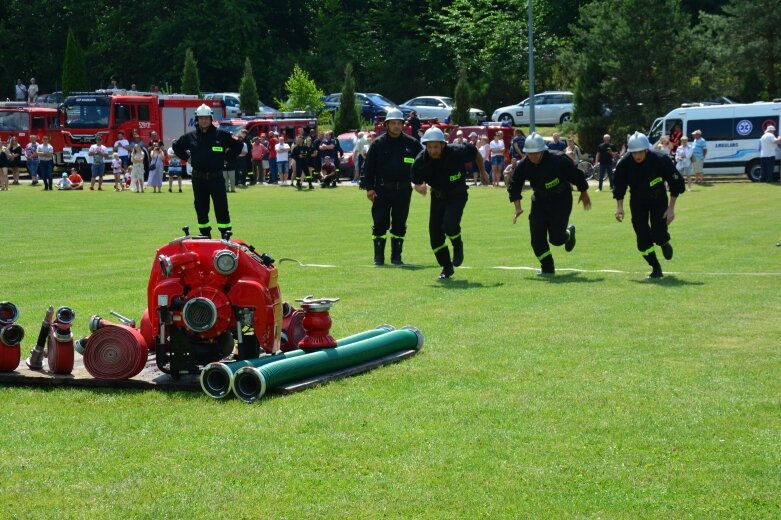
[1,0,779,150]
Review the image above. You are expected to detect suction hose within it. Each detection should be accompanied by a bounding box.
[201,325,395,399]
[233,326,423,403]
[83,324,149,380]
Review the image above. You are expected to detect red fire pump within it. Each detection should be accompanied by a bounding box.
[138,229,286,377]
[0,301,24,372]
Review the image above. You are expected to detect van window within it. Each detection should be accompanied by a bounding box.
[687,119,733,141]
[32,116,46,130]
[730,116,777,140]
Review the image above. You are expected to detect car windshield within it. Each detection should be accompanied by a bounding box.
[442,97,455,106]
[217,123,244,134]
[338,137,355,152]
[368,94,397,107]
[63,96,110,128]
[0,111,29,131]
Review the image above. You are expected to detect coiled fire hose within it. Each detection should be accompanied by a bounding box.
[83,317,148,380]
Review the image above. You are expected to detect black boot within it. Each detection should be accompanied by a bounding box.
[373,238,386,266]
[565,224,576,252]
[661,242,673,260]
[435,248,454,279]
[390,238,404,265]
[198,227,212,238]
[537,255,555,276]
[451,237,464,267]
[644,252,663,279]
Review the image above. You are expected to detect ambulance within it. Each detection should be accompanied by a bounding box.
[648,101,781,181]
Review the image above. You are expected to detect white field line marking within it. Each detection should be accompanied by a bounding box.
[285,262,781,276]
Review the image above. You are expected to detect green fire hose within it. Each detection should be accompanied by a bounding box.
[200,325,395,399]
[232,326,423,403]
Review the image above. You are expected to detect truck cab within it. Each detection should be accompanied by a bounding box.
[0,103,63,163]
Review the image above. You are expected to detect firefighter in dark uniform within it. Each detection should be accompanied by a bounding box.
[363,108,423,265]
[412,127,489,279]
[290,135,313,190]
[172,104,244,238]
[613,131,684,279]
[508,132,591,276]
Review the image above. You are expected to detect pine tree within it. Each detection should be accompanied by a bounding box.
[452,68,472,125]
[61,29,87,97]
[334,63,360,134]
[181,48,201,96]
[572,60,607,155]
[239,57,260,116]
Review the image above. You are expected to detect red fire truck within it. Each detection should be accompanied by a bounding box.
[217,113,318,143]
[60,91,225,166]
[0,103,65,164]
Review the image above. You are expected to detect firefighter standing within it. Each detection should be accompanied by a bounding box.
[363,108,423,265]
[613,131,684,279]
[412,127,489,279]
[508,133,591,276]
[172,104,244,239]
[290,135,313,190]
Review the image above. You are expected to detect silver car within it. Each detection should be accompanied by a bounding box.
[204,92,277,117]
[491,91,574,126]
[399,96,487,123]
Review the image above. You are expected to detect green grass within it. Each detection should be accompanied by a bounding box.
[1,181,780,518]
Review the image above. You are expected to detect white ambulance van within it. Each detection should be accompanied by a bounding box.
[648,101,781,181]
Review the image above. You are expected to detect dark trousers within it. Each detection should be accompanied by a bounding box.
[192,173,230,237]
[428,191,468,249]
[529,193,572,261]
[39,161,53,189]
[598,163,613,190]
[629,193,670,253]
[371,187,412,239]
[760,156,775,182]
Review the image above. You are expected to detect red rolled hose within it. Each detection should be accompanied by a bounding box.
[83,324,148,380]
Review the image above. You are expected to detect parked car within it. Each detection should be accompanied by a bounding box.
[491,90,574,126]
[399,96,486,123]
[204,92,276,117]
[37,92,63,104]
[322,93,410,121]
[336,132,357,180]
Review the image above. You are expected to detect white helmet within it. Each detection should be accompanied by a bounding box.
[522,132,546,153]
[384,108,405,123]
[627,131,651,152]
[421,127,446,144]
[195,104,213,117]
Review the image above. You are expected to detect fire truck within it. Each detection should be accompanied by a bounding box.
[0,103,64,164]
[60,91,225,166]
[216,113,318,143]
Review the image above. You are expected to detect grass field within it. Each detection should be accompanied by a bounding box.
[1,180,780,519]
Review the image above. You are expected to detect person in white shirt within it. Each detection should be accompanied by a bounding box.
[759,125,781,182]
[89,135,110,190]
[353,132,368,183]
[27,78,39,103]
[275,139,291,185]
[674,136,694,191]
[15,79,27,101]
[36,135,55,190]
[489,131,505,186]
[114,131,131,171]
